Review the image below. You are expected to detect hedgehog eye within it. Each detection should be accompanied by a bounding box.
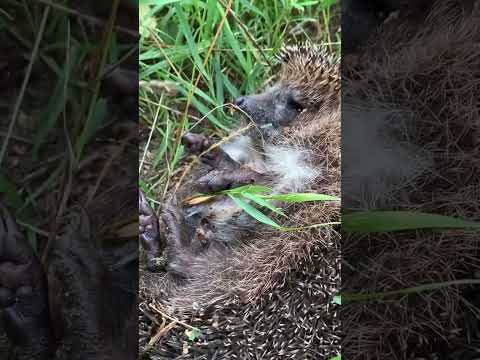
[286,96,304,112]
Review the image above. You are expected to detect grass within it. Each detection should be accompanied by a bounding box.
[139,0,340,207]
[340,210,480,305]
[343,211,480,233]
[0,1,136,251]
[184,184,340,230]
[0,1,137,357]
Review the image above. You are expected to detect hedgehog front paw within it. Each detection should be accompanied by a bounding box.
[183,132,238,169]
[0,204,51,359]
[139,190,164,270]
[196,167,264,193]
[182,132,212,155]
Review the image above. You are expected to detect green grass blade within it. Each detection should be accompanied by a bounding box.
[205,0,218,31]
[221,71,240,100]
[261,193,340,202]
[214,53,224,107]
[75,98,109,157]
[32,72,68,156]
[170,143,185,170]
[241,192,285,216]
[175,3,208,80]
[280,221,340,232]
[139,0,181,6]
[153,113,171,168]
[342,279,480,304]
[343,211,480,233]
[229,194,280,229]
[221,184,272,195]
[221,20,249,74]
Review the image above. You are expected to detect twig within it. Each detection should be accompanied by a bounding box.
[149,303,199,331]
[17,219,52,238]
[145,321,178,350]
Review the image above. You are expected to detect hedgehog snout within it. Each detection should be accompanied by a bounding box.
[234,96,247,107]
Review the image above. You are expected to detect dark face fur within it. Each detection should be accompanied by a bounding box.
[233,45,339,134]
[234,84,305,129]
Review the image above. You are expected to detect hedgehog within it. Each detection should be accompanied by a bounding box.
[139,44,341,359]
[140,44,340,276]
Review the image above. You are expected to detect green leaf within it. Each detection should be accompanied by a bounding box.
[175,3,208,81]
[343,211,480,234]
[221,71,240,100]
[222,20,249,74]
[205,0,218,32]
[185,328,201,342]
[330,355,341,360]
[332,295,341,305]
[241,192,285,216]
[229,194,280,229]
[280,221,340,232]
[139,0,181,5]
[214,53,224,108]
[139,4,157,37]
[222,184,272,195]
[261,193,340,203]
[170,144,185,170]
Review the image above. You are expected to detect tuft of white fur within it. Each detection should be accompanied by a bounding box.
[221,135,266,172]
[264,145,319,192]
[220,135,320,192]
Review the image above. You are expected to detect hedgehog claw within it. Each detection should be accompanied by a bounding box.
[183,132,211,155]
[183,132,239,170]
[139,190,164,269]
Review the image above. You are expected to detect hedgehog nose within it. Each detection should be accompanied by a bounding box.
[234,96,246,107]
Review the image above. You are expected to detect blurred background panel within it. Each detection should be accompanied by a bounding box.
[342,1,480,358]
[0,1,139,359]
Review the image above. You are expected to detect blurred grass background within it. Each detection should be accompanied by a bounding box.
[0,1,137,250]
[139,0,340,209]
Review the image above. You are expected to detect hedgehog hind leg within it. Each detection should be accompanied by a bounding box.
[0,204,52,360]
